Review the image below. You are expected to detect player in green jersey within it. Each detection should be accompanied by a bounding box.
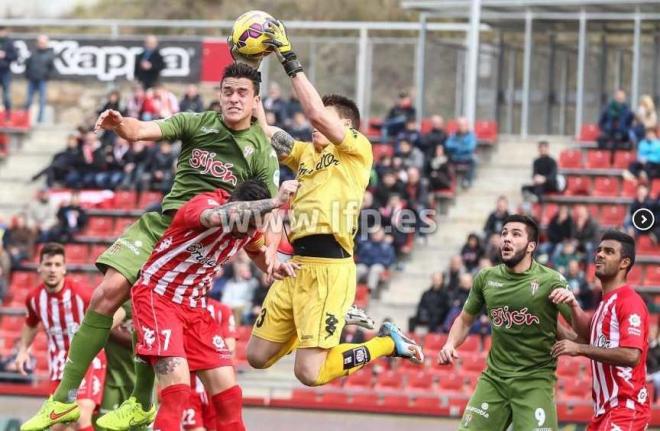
[21,63,280,431]
[439,214,579,431]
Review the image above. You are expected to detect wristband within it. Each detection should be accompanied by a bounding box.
[281,51,303,77]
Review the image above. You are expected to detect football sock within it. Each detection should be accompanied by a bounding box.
[153,384,190,431]
[53,310,113,402]
[313,337,395,386]
[212,385,245,431]
[130,332,156,410]
[78,426,93,431]
[263,335,299,369]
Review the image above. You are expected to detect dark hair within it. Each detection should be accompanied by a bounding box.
[600,230,636,274]
[40,243,65,262]
[221,63,261,94]
[503,214,539,245]
[322,94,360,129]
[229,179,270,202]
[538,140,549,148]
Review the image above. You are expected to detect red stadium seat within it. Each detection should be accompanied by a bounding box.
[371,143,394,161]
[11,271,37,288]
[445,119,459,135]
[113,190,138,209]
[382,394,409,409]
[559,149,584,169]
[83,217,114,237]
[355,284,369,309]
[474,120,498,144]
[578,124,600,142]
[612,151,636,169]
[351,392,379,409]
[114,218,136,236]
[236,325,252,341]
[643,265,660,286]
[637,235,658,256]
[321,391,349,407]
[138,191,164,209]
[557,402,593,423]
[652,179,660,199]
[424,333,448,352]
[586,264,595,282]
[410,396,443,414]
[68,273,89,287]
[599,205,626,226]
[541,203,558,226]
[461,335,481,352]
[1,316,23,332]
[91,244,108,261]
[460,352,487,375]
[437,373,464,392]
[621,179,638,198]
[345,370,373,390]
[556,357,580,378]
[419,118,433,134]
[562,378,591,399]
[627,266,643,286]
[592,177,620,197]
[406,370,434,392]
[64,244,90,264]
[564,176,591,196]
[290,388,317,405]
[374,370,404,392]
[585,150,611,169]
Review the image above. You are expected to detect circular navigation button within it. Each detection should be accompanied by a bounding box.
[632,208,655,232]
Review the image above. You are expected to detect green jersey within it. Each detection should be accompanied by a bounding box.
[156,112,280,213]
[104,302,135,390]
[463,261,572,378]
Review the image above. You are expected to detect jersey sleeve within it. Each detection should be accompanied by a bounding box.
[155,112,202,143]
[550,272,573,323]
[617,295,649,351]
[25,294,40,328]
[180,193,225,229]
[253,147,280,197]
[463,270,486,316]
[244,231,265,254]
[280,141,306,172]
[334,129,373,165]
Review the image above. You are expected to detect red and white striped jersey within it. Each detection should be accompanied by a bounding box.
[206,298,237,340]
[589,284,650,417]
[137,189,264,308]
[25,279,91,380]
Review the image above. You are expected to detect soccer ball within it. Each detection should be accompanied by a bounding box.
[231,10,275,57]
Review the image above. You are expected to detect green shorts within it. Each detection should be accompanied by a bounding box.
[96,212,172,285]
[459,371,558,431]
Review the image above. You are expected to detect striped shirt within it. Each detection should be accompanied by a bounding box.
[589,284,650,416]
[25,279,91,380]
[137,189,264,308]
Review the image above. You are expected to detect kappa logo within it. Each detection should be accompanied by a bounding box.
[324,313,339,339]
[200,126,219,134]
[487,280,503,288]
[243,145,254,158]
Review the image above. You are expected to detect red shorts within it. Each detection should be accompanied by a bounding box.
[182,376,216,430]
[587,406,650,431]
[49,352,107,406]
[132,285,232,371]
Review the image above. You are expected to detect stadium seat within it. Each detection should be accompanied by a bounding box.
[445,119,459,135]
[382,394,410,410]
[644,265,660,286]
[424,333,448,352]
[474,120,498,144]
[578,123,600,142]
[460,335,481,352]
[420,118,433,134]
[1,316,23,332]
[113,190,138,210]
[374,370,404,392]
[564,176,591,196]
[83,217,114,237]
[11,271,36,288]
[612,151,636,169]
[652,179,660,198]
[345,370,373,390]
[91,244,109,261]
[68,273,89,286]
[410,396,443,414]
[556,357,580,378]
[627,266,643,286]
[562,378,590,399]
[556,402,593,423]
[599,205,626,226]
[585,150,611,169]
[558,149,584,169]
[351,392,379,409]
[371,143,394,161]
[406,370,434,392]
[637,235,658,256]
[114,218,136,236]
[592,177,620,197]
[322,391,349,408]
[138,191,164,209]
[460,352,486,375]
[621,179,638,198]
[437,373,464,392]
[540,203,558,226]
[291,388,317,405]
[354,284,370,309]
[64,244,90,264]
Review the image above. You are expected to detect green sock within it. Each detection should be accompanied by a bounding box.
[130,332,155,410]
[53,310,113,402]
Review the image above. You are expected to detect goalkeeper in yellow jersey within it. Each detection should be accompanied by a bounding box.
[232,19,424,387]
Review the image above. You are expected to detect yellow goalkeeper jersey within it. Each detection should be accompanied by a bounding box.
[281,128,373,255]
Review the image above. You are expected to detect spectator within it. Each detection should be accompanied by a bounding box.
[378,194,408,255]
[542,205,573,257]
[396,119,422,150]
[426,144,453,191]
[24,34,55,124]
[51,191,88,242]
[31,134,80,187]
[0,242,9,301]
[521,141,558,201]
[409,272,450,333]
[382,92,416,139]
[0,339,35,376]
[95,138,130,190]
[373,169,405,209]
[97,90,125,146]
[445,255,465,293]
[146,141,176,193]
[24,188,57,241]
[179,84,204,113]
[221,262,259,324]
[121,140,150,191]
[5,214,36,266]
[288,111,312,141]
[247,274,270,325]
[0,27,17,117]
[443,273,473,332]
[66,131,100,189]
[552,240,580,274]
[421,114,447,157]
[633,95,657,142]
[152,84,179,119]
[356,226,395,295]
[483,195,509,238]
[396,139,425,171]
[460,233,484,273]
[597,89,634,151]
[628,128,660,181]
[445,117,477,188]
[565,260,594,310]
[485,233,502,265]
[287,91,303,118]
[125,85,145,119]
[404,166,429,211]
[263,82,289,127]
[625,184,654,236]
[357,190,378,238]
[134,35,164,89]
[572,204,600,258]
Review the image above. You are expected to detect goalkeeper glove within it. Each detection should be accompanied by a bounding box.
[263,19,303,78]
[227,36,264,70]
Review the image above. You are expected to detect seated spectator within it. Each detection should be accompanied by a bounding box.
[373,169,405,209]
[598,89,634,151]
[356,226,395,296]
[625,183,654,236]
[521,141,558,201]
[442,273,473,332]
[287,92,303,118]
[5,214,36,266]
[65,131,100,189]
[152,84,179,119]
[572,204,600,258]
[552,240,580,274]
[409,272,450,333]
[541,205,573,257]
[396,139,424,171]
[25,188,57,242]
[421,114,447,157]
[396,119,422,150]
[95,137,130,190]
[0,242,9,302]
[125,85,145,119]
[97,90,125,146]
[460,233,484,273]
[263,82,289,127]
[50,191,88,242]
[628,128,660,181]
[445,117,477,188]
[121,140,150,191]
[179,84,204,113]
[633,95,657,142]
[426,144,453,191]
[382,92,416,139]
[288,111,312,141]
[31,133,80,187]
[445,255,465,293]
[565,260,594,309]
[378,194,408,256]
[485,233,502,265]
[483,195,509,238]
[404,166,429,212]
[221,262,259,324]
[356,191,378,239]
[146,141,176,193]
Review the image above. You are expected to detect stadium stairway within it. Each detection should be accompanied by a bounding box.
[0,124,71,218]
[368,135,575,325]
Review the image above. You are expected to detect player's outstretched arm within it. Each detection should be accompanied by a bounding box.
[438,311,476,365]
[94,109,163,142]
[552,340,641,367]
[15,324,39,375]
[246,245,300,281]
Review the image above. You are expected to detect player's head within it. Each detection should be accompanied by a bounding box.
[311,94,360,148]
[220,63,261,129]
[595,230,636,280]
[500,215,539,268]
[227,179,271,238]
[38,243,66,290]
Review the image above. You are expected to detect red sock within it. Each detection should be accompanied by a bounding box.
[78,427,93,431]
[212,385,245,431]
[153,384,191,431]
